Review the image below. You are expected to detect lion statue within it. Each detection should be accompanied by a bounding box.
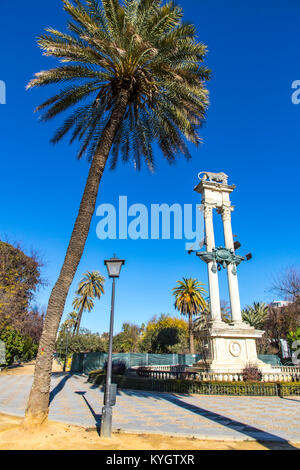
[198,171,228,185]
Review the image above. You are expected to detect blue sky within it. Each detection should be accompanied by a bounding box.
[1,0,299,335]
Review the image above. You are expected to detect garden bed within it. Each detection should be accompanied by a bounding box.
[87,370,300,397]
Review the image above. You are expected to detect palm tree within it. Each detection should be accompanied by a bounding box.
[62,311,78,332]
[242,301,268,329]
[25,0,210,422]
[193,299,232,331]
[72,271,105,334]
[173,278,207,354]
[193,306,210,332]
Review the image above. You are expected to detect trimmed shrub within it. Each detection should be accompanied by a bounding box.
[242,363,262,382]
[103,359,127,375]
[136,366,149,377]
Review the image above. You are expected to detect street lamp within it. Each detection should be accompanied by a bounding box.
[100,254,125,438]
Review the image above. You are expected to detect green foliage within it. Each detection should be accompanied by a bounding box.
[60,311,78,333]
[139,314,188,353]
[173,278,207,316]
[112,322,142,352]
[173,278,207,353]
[242,302,268,329]
[72,271,105,334]
[88,370,300,396]
[56,328,106,356]
[104,359,127,375]
[0,327,38,365]
[287,327,300,350]
[0,241,42,331]
[27,0,210,168]
[21,336,39,362]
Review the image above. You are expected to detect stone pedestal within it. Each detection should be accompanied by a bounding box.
[191,323,278,374]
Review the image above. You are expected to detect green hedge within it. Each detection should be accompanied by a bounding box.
[279,383,300,396]
[88,370,300,397]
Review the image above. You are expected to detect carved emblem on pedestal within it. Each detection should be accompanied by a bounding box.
[229,341,241,357]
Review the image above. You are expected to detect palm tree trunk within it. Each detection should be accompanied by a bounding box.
[25,89,129,423]
[189,312,195,355]
[72,307,83,336]
[75,307,84,335]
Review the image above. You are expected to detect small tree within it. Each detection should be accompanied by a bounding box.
[72,271,105,334]
[173,278,207,354]
[0,327,26,365]
[242,363,262,382]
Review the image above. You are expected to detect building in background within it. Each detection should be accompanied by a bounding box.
[269,300,293,308]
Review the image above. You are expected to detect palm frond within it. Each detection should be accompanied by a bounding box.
[27,0,210,166]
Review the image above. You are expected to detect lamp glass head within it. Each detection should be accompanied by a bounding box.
[104,255,125,278]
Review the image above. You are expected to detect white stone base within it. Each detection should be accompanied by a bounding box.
[193,322,281,374]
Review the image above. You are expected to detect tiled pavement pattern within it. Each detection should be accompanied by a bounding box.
[0,373,299,443]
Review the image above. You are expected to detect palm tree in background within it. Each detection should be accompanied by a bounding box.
[173,278,207,354]
[62,311,78,332]
[242,301,268,329]
[25,0,210,422]
[72,271,105,334]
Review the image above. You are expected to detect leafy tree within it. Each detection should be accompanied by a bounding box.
[25,0,210,421]
[112,322,142,352]
[0,241,42,331]
[0,327,26,365]
[152,327,188,353]
[21,336,39,362]
[56,327,106,358]
[173,278,207,354]
[242,302,268,329]
[72,271,105,334]
[20,307,45,344]
[262,302,300,353]
[61,311,78,333]
[0,242,44,365]
[140,314,189,353]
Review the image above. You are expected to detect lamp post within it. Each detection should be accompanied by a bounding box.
[100,254,125,438]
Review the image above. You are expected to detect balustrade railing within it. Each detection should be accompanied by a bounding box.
[133,365,300,382]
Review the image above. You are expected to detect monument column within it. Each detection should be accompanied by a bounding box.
[203,203,222,324]
[221,205,243,324]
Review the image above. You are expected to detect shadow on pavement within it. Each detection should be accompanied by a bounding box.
[49,373,72,404]
[75,391,101,435]
[120,389,298,450]
[280,397,300,403]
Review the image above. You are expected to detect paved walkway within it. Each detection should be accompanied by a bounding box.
[0,373,299,445]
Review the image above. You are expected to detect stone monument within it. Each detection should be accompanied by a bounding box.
[190,172,275,375]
